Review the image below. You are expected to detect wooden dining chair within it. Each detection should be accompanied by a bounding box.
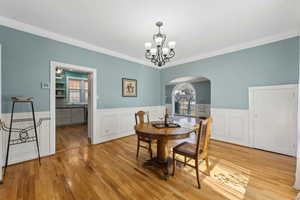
[135,111,153,159]
[172,117,212,189]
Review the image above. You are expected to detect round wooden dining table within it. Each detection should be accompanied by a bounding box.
[135,122,194,179]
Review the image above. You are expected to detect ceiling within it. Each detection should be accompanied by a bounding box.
[0,0,299,67]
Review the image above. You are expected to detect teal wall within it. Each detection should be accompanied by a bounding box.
[0,24,299,113]
[165,81,211,104]
[161,37,299,109]
[165,85,175,104]
[0,25,161,113]
[193,81,211,104]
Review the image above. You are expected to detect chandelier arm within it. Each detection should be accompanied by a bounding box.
[165,50,175,59]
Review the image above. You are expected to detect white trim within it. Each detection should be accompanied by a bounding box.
[1,112,52,165]
[249,84,298,91]
[0,44,2,183]
[0,16,299,70]
[163,30,300,68]
[0,44,1,116]
[50,61,97,155]
[0,106,164,165]
[210,108,250,147]
[96,106,165,144]
[294,157,300,190]
[0,16,152,68]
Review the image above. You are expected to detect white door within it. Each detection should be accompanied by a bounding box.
[250,85,298,156]
[87,74,91,139]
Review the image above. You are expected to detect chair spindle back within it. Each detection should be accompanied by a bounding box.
[135,111,149,125]
[196,117,212,154]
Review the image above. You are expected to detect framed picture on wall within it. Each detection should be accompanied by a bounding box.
[122,78,137,97]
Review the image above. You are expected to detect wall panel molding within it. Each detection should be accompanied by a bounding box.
[1,112,51,165]
[211,108,250,147]
[0,106,277,164]
[95,106,165,143]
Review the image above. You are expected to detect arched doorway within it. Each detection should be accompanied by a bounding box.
[172,83,196,116]
[165,76,211,119]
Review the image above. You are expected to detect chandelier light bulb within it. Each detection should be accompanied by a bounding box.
[150,48,157,56]
[155,37,163,46]
[144,42,152,50]
[168,41,176,49]
[162,47,169,55]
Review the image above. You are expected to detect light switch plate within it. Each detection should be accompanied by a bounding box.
[41,82,50,89]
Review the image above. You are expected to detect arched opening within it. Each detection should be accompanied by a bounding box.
[165,76,211,119]
[172,83,196,116]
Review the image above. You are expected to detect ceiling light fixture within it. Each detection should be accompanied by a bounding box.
[144,22,176,67]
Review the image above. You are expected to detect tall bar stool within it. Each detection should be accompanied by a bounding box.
[4,97,41,176]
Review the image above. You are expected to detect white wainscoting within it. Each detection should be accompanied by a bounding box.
[1,112,51,165]
[0,106,165,165]
[210,108,250,147]
[165,106,249,147]
[95,106,165,143]
[1,106,249,165]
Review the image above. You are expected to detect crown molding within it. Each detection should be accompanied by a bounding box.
[163,30,300,69]
[0,16,299,71]
[0,16,155,68]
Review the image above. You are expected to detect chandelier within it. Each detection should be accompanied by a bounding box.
[144,22,176,67]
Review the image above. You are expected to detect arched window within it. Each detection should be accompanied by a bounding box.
[172,83,196,116]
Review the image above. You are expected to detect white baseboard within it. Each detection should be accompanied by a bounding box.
[294,158,300,190]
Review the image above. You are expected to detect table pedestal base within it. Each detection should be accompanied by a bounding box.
[143,157,173,180]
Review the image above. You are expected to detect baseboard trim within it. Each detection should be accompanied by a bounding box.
[97,131,135,144]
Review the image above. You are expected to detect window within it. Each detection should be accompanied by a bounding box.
[67,77,88,104]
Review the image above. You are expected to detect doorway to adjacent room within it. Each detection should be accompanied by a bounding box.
[50,61,97,154]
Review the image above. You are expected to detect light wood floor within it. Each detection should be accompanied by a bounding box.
[0,133,298,200]
[56,124,89,152]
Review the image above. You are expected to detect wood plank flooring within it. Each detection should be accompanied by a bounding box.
[56,125,89,152]
[0,132,298,200]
